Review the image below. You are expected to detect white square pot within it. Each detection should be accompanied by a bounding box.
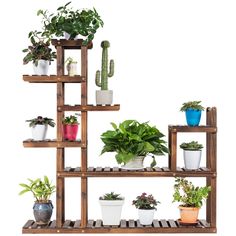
[99,199,124,225]
[31,124,48,141]
[183,150,202,170]
[33,60,49,75]
[138,209,155,225]
[96,90,113,105]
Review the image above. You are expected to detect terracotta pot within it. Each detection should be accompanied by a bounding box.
[179,206,199,223]
[62,124,79,141]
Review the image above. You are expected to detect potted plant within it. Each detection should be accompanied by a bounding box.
[173,177,211,224]
[95,40,114,105]
[26,116,55,141]
[23,31,56,75]
[180,141,203,170]
[132,192,160,225]
[100,120,169,169]
[65,57,78,76]
[99,192,124,225]
[37,2,104,45]
[19,176,56,225]
[180,101,205,126]
[62,114,80,141]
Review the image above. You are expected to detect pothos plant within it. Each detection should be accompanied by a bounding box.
[100,120,169,167]
[23,31,56,66]
[37,1,104,45]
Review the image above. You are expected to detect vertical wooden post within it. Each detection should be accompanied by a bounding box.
[56,44,65,227]
[206,107,217,228]
[81,46,88,227]
[168,126,177,171]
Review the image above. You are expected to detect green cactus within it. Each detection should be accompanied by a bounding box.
[95,40,114,90]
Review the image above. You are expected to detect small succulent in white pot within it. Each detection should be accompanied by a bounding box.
[99,192,124,226]
[180,141,203,170]
[26,116,55,141]
[65,57,78,76]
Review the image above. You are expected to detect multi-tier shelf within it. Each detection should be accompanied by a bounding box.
[22,39,217,234]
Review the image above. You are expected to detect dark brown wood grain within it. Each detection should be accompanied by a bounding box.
[169,125,217,133]
[51,39,93,49]
[23,140,83,148]
[168,127,177,171]
[23,75,85,83]
[58,104,120,111]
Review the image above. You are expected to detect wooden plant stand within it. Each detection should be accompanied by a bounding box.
[22,39,217,234]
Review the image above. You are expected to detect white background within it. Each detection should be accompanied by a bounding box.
[0,0,235,235]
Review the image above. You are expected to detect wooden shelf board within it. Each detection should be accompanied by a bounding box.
[51,39,93,49]
[22,219,215,234]
[23,75,85,83]
[169,125,217,133]
[58,104,120,112]
[57,167,215,177]
[23,139,84,148]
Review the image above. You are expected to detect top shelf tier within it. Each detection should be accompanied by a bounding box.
[169,125,217,133]
[51,39,93,49]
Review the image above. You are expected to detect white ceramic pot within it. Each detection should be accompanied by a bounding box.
[121,156,145,170]
[138,209,155,225]
[183,150,202,170]
[67,62,77,76]
[31,124,48,141]
[33,60,49,75]
[64,32,79,40]
[99,199,124,225]
[96,90,113,105]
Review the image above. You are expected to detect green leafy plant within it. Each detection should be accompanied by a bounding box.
[180,141,203,151]
[132,192,160,210]
[173,177,211,208]
[37,1,104,45]
[26,116,55,127]
[65,57,77,66]
[19,176,56,203]
[95,41,114,90]
[180,101,205,112]
[100,120,169,167]
[23,31,56,66]
[99,192,123,200]
[63,114,80,125]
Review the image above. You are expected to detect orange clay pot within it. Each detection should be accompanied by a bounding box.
[179,206,200,223]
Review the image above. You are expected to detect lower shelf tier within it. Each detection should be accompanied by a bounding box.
[58,167,216,177]
[22,219,216,234]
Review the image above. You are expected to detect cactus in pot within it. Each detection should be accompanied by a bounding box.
[95,40,115,105]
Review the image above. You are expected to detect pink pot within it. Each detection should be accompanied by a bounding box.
[62,124,79,141]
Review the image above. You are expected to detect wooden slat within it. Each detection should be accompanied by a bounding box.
[87,219,94,228]
[120,219,127,228]
[74,167,81,172]
[96,167,103,172]
[65,167,72,172]
[199,219,210,228]
[31,222,38,229]
[162,167,170,172]
[176,167,183,171]
[63,220,72,228]
[95,219,102,228]
[201,167,210,171]
[74,220,81,228]
[49,220,56,228]
[104,167,111,172]
[58,104,120,112]
[160,219,168,228]
[23,75,85,83]
[23,220,34,229]
[51,39,93,49]
[88,167,94,172]
[23,140,83,148]
[169,125,217,133]
[136,220,143,228]
[153,219,160,228]
[128,219,135,228]
[154,167,162,172]
[146,167,153,172]
[113,167,119,172]
[168,219,177,228]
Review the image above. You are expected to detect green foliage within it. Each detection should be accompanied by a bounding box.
[99,192,123,200]
[132,192,160,210]
[62,114,80,125]
[22,31,56,65]
[95,40,114,90]
[19,176,56,202]
[100,120,169,166]
[173,178,211,208]
[37,2,104,45]
[180,101,205,112]
[65,57,77,65]
[26,116,55,127]
[180,141,203,151]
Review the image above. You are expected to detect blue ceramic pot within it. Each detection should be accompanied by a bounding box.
[33,201,53,225]
[185,109,202,126]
